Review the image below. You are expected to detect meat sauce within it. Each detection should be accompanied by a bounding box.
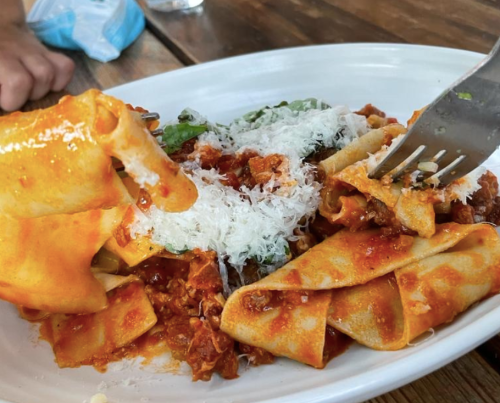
[114,254,275,381]
[117,254,235,381]
[318,172,500,238]
[365,198,417,238]
[355,103,398,128]
[169,140,260,191]
[451,171,500,225]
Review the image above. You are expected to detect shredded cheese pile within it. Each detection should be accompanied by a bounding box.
[132,104,368,293]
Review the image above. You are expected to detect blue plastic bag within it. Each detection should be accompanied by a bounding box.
[27,0,145,63]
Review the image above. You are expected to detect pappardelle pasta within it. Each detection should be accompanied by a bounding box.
[2,92,500,381]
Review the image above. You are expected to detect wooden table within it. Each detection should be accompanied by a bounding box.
[14,1,500,402]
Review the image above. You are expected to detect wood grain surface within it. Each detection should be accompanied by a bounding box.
[7,1,500,402]
[139,0,500,64]
[17,29,183,113]
[368,351,500,403]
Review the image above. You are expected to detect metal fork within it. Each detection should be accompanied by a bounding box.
[141,112,163,136]
[369,37,500,185]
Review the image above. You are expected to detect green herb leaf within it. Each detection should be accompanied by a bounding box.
[457,92,473,101]
[177,108,203,123]
[286,98,330,112]
[165,243,190,255]
[239,98,331,127]
[256,242,291,266]
[162,123,207,154]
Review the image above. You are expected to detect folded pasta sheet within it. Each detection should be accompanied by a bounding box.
[0,90,199,314]
[221,223,500,367]
[319,124,406,176]
[0,206,127,313]
[0,89,197,219]
[43,281,157,368]
[328,225,500,350]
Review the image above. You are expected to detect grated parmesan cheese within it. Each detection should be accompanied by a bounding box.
[132,104,368,293]
[446,166,486,204]
[226,105,369,157]
[132,162,321,295]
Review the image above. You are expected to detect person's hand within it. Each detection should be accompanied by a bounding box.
[0,22,75,112]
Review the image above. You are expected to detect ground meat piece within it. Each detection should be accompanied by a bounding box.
[450,171,500,224]
[219,171,240,190]
[227,260,262,289]
[304,147,338,166]
[169,138,196,163]
[451,202,475,224]
[366,198,417,237]
[282,290,310,306]
[310,213,343,240]
[355,104,386,118]
[187,318,237,381]
[214,347,239,379]
[187,251,223,293]
[487,196,500,225]
[355,104,398,128]
[241,290,273,312]
[136,189,153,212]
[242,290,311,313]
[248,154,290,186]
[188,143,222,169]
[366,198,393,226]
[469,171,499,218]
[201,293,224,330]
[113,207,135,247]
[289,228,317,257]
[239,343,275,366]
[165,316,194,360]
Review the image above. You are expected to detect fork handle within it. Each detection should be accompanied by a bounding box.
[470,36,500,83]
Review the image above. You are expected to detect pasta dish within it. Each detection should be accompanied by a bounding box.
[1,90,499,382]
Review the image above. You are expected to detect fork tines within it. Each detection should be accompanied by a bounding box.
[370,144,468,186]
[140,112,163,136]
[141,112,160,121]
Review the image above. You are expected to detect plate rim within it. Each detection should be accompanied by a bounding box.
[106,42,486,99]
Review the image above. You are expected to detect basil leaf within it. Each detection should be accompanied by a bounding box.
[162,123,207,154]
[239,98,331,127]
[256,242,291,266]
[178,108,204,123]
[286,98,330,112]
[165,243,190,255]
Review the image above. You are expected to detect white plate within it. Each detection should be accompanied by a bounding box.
[1,43,498,403]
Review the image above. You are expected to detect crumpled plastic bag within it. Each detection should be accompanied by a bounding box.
[27,0,145,63]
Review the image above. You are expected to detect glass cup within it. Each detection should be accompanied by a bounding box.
[145,0,204,12]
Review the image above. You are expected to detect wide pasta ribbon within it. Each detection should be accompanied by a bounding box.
[0,90,199,314]
[328,225,500,350]
[0,89,197,219]
[221,223,500,367]
[0,206,128,313]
